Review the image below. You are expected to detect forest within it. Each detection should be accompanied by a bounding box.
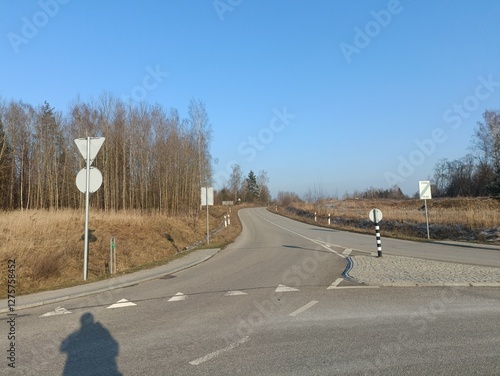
[0,94,212,214]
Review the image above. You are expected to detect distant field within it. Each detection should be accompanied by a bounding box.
[0,206,242,297]
[274,197,500,243]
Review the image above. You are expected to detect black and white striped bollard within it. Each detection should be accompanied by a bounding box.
[375,222,382,257]
[369,209,383,258]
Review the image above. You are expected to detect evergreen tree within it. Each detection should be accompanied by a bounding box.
[245,170,259,202]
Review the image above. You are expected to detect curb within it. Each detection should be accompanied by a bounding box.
[0,248,221,313]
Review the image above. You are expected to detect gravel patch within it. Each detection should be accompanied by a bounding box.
[349,254,500,286]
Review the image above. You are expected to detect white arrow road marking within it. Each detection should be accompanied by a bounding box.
[40,307,72,317]
[289,300,318,317]
[275,284,300,292]
[168,292,187,302]
[106,298,137,309]
[224,291,248,296]
[327,278,344,289]
[189,336,250,366]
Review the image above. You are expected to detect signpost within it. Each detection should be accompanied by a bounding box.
[419,180,432,240]
[369,208,383,257]
[75,137,105,281]
[201,187,214,244]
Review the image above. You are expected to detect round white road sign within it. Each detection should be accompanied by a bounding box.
[369,208,383,223]
[76,167,103,193]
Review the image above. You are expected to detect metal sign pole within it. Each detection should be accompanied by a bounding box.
[206,187,209,244]
[83,137,90,281]
[424,199,430,240]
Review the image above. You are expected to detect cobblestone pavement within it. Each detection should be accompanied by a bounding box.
[349,254,500,287]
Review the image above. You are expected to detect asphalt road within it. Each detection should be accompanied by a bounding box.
[3,208,499,375]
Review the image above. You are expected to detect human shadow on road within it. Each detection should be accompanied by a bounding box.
[60,312,122,376]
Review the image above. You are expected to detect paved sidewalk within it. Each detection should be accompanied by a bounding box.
[0,248,220,313]
[348,254,500,287]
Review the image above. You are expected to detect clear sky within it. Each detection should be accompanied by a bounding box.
[1,0,500,198]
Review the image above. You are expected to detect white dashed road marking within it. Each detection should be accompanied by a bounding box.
[289,300,318,317]
[189,336,250,366]
[327,278,344,289]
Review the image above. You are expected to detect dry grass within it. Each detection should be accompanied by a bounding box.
[275,197,500,242]
[0,205,244,297]
[288,197,500,228]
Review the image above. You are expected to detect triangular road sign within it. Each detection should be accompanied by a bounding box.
[74,137,105,163]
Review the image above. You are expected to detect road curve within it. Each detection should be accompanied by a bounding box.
[3,207,499,375]
[262,207,500,267]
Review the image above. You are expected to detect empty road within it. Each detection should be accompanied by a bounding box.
[3,208,499,375]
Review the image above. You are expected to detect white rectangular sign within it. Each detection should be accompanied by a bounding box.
[419,181,432,200]
[201,187,214,206]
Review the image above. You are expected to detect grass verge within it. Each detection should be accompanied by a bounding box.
[0,205,244,298]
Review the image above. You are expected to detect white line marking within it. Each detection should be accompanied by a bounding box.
[168,292,187,302]
[252,210,345,258]
[327,278,344,289]
[289,300,318,317]
[40,306,72,317]
[224,290,248,296]
[275,284,300,292]
[189,336,250,366]
[342,248,352,256]
[334,286,380,289]
[106,298,137,309]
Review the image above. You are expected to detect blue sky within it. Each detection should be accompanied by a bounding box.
[1,0,500,198]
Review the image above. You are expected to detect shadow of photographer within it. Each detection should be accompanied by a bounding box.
[60,312,122,375]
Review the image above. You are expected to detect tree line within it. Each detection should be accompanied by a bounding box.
[217,165,271,205]
[0,95,212,214]
[432,110,500,198]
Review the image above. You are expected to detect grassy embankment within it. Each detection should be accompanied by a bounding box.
[0,205,244,298]
[273,197,500,243]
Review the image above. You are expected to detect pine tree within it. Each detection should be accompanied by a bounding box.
[245,170,259,202]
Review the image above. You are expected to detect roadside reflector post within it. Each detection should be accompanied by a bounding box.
[224,215,227,228]
[314,212,317,222]
[328,213,331,226]
[369,209,383,258]
[227,214,230,225]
